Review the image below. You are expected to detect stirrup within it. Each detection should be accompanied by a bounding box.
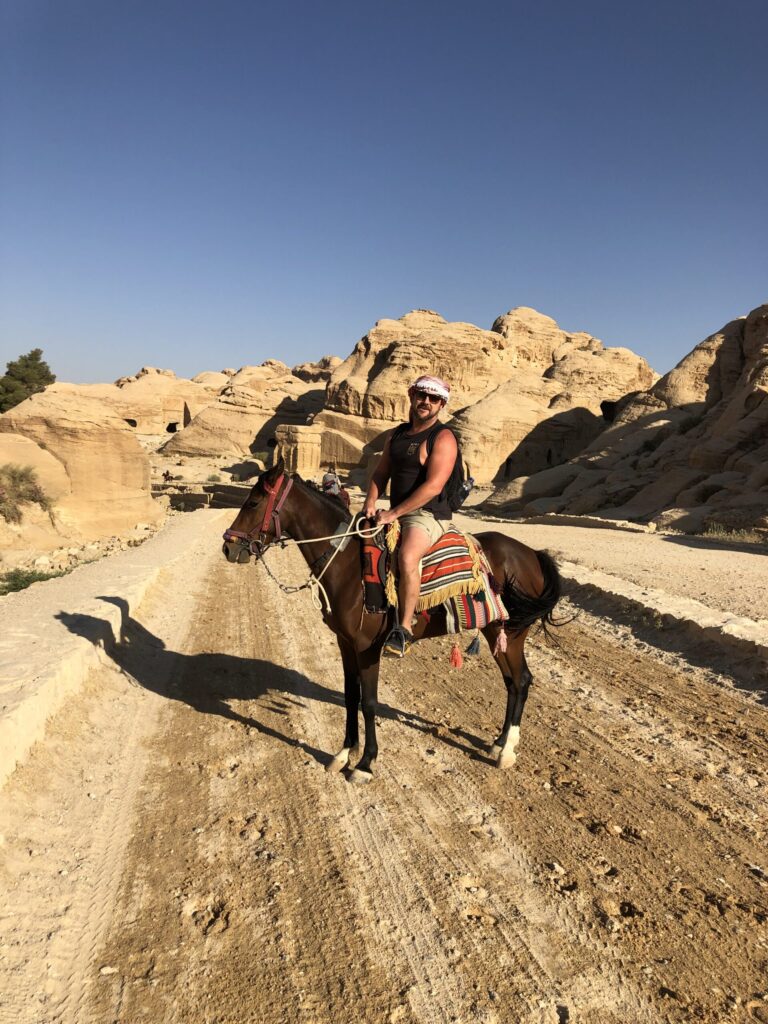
[383,626,413,658]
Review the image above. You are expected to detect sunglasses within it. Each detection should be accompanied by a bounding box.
[412,389,441,403]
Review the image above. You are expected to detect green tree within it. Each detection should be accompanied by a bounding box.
[0,349,56,413]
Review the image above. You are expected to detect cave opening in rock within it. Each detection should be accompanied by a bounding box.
[166,422,179,433]
[124,418,137,428]
[600,400,618,423]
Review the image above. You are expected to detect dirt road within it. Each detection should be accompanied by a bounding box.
[1,521,766,1024]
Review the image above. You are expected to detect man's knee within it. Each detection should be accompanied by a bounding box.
[398,531,431,574]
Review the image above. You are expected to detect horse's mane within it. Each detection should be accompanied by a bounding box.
[294,475,352,521]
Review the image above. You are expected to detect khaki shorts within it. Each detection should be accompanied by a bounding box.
[399,509,450,546]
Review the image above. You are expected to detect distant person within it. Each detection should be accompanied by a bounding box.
[322,464,342,496]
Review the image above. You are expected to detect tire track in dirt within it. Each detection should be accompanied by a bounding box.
[85,554,399,1024]
[377,596,768,1023]
[6,527,766,1024]
[256,549,662,1022]
[0,521,225,1024]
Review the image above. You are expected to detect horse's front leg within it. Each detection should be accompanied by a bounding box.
[485,628,532,768]
[349,646,381,785]
[326,638,361,773]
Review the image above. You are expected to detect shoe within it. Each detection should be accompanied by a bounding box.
[382,626,414,658]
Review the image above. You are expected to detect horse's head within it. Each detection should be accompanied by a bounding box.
[222,458,293,564]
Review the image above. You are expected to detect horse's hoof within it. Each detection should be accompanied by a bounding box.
[325,748,352,773]
[496,747,517,769]
[348,768,374,785]
[489,743,503,759]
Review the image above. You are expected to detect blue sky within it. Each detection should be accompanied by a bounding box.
[1,0,766,384]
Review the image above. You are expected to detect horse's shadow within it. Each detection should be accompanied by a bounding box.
[55,598,485,766]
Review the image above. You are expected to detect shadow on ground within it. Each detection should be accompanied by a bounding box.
[55,598,470,766]
[660,533,768,556]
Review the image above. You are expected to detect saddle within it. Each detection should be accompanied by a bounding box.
[361,520,508,632]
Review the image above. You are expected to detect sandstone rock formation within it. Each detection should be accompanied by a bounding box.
[281,307,656,485]
[292,355,342,383]
[0,389,163,546]
[162,360,325,458]
[77,366,226,438]
[485,304,768,533]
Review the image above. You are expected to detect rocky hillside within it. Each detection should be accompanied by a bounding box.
[485,304,768,534]
[312,307,655,484]
[162,360,326,458]
[3,302,765,563]
[0,388,163,548]
[0,356,333,559]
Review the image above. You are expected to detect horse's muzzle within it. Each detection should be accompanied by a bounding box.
[222,540,249,563]
[222,529,253,564]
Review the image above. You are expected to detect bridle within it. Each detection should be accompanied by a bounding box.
[223,471,294,554]
[222,471,384,613]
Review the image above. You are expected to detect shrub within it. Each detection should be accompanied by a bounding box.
[206,473,222,483]
[702,523,766,546]
[0,464,53,523]
[0,567,66,596]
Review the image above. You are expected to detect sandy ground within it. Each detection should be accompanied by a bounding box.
[1,513,767,1024]
[455,513,768,623]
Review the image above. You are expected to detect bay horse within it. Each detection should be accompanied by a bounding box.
[223,459,562,784]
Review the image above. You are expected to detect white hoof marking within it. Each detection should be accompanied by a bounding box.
[348,768,374,785]
[496,747,517,769]
[508,725,520,750]
[325,747,352,773]
[489,743,503,759]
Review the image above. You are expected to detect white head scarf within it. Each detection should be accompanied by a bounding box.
[409,375,450,404]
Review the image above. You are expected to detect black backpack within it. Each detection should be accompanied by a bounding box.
[427,424,474,511]
[392,423,473,512]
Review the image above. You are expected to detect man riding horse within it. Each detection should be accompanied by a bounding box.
[362,374,457,658]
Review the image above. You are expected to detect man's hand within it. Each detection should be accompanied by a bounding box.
[361,505,377,521]
[375,508,399,526]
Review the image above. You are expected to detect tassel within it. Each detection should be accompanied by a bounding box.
[465,632,481,656]
[493,629,507,657]
[449,642,463,669]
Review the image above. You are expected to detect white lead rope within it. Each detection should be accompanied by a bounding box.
[261,515,385,614]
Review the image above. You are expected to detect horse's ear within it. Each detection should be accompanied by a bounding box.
[264,456,285,482]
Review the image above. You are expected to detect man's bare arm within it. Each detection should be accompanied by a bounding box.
[362,437,392,518]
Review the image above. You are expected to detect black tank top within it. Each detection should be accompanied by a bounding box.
[389,422,452,520]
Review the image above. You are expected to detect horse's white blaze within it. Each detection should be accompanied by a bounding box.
[325,747,352,773]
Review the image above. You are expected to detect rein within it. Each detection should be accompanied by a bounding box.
[223,472,384,613]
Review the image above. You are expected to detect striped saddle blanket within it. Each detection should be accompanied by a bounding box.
[411,529,484,612]
[380,525,506,624]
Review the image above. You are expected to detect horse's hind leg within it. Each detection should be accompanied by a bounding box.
[484,628,533,769]
[326,638,361,773]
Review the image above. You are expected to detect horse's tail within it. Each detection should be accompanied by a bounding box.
[501,549,564,642]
